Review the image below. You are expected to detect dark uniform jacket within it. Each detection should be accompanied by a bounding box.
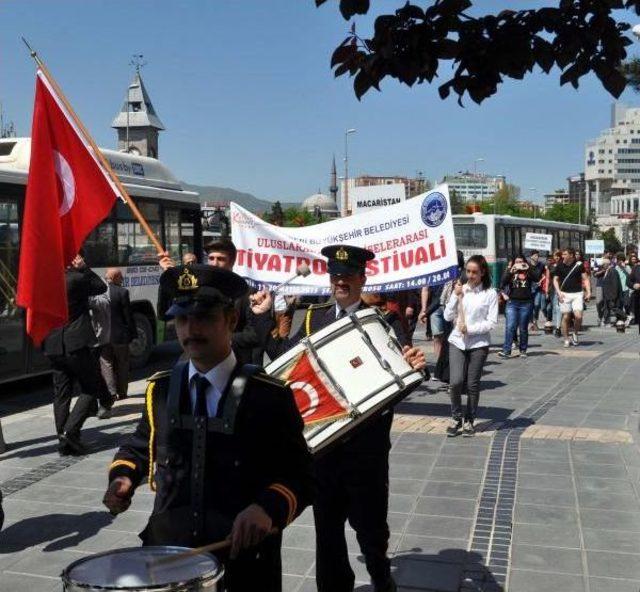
[109,362,313,587]
[233,294,274,365]
[43,267,106,356]
[107,283,137,345]
[266,300,419,455]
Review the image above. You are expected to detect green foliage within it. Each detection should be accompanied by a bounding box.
[479,184,530,216]
[282,207,319,227]
[318,1,632,104]
[599,228,623,253]
[542,203,581,224]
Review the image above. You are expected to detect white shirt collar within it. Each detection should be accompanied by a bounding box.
[335,299,361,319]
[188,350,237,394]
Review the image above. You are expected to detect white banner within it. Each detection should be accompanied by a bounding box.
[231,185,459,295]
[351,183,405,213]
[524,232,552,252]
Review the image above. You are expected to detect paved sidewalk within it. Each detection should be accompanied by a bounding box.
[0,311,639,591]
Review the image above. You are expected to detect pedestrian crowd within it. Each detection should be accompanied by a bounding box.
[2,236,640,592]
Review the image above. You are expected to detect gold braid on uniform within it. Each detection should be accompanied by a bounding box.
[146,381,157,491]
[305,307,314,336]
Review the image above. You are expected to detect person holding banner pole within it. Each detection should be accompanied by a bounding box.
[265,244,426,592]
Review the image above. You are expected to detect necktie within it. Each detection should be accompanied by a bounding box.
[194,375,210,417]
[337,309,347,320]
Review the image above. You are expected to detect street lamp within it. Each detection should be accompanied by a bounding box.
[529,187,537,218]
[343,128,357,217]
[473,158,485,205]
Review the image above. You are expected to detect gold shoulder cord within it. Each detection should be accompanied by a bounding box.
[305,307,314,336]
[145,381,157,491]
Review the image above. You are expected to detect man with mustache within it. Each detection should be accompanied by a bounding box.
[103,264,312,591]
[159,239,273,365]
[266,244,426,592]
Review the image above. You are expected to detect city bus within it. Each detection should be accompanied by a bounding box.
[0,137,202,384]
[453,213,589,285]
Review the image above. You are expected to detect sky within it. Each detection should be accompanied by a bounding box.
[2,0,640,204]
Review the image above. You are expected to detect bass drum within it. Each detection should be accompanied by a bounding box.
[62,546,223,591]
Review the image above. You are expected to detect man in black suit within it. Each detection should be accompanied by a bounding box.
[266,245,426,592]
[158,239,274,365]
[97,268,137,400]
[103,264,313,591]
[43,254,113,455]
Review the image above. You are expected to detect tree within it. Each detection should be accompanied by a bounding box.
[269,201,284,226]
[317,0,633,104]
[449,188,466,214]
[543,203,580,224]
[599,227,623,253]
[480,184,527,216]
[283,207,318,227]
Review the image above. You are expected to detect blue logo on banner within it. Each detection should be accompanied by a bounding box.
[421,192,447,227]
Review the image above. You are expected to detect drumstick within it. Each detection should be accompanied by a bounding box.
[147,538,231,568]
[148,527,279,569]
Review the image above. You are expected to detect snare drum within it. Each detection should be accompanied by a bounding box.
[62,546,223,591]
[266,307,424,454]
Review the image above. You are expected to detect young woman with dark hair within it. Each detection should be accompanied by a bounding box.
[443,255,498,436]
[499,254,542,358]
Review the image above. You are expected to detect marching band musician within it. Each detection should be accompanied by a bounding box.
[103,265,313,592]
[266,244,427,592]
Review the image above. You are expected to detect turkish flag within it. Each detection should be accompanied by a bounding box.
[16,71,121,345]
[283,351,351,425]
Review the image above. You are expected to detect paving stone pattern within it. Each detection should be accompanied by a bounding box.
[1,311,639,591]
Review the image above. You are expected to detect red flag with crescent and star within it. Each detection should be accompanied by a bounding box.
[16,70,121,345]
[282,350,351,425]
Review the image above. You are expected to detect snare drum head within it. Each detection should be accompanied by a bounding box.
[63,546,222,589]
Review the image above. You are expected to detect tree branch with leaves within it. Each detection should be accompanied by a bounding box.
[317,0,639,104]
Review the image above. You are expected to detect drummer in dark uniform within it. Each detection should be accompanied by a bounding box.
[266,245,427,592]
[103,264,313,592]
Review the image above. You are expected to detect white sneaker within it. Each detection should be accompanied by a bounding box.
[571,332,579,346]
[564,339,571,348]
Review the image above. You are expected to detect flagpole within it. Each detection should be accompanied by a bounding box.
[21,38,166,256]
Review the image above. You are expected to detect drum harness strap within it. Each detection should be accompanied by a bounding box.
[161,362,258,541]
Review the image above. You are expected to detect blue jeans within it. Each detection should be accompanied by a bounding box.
[503,300,532,354]
[531,289,545,323]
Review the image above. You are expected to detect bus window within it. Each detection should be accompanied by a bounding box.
[496,225,507,258]
[453,224,488,249]
[0,197,24,380]
[164,208,181,260]
[180,209,197,256]
[117,199,162,265]
[84,220,117,266]
[513,227,522,255]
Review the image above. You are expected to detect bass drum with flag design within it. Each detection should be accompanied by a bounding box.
[265,307,424,454]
